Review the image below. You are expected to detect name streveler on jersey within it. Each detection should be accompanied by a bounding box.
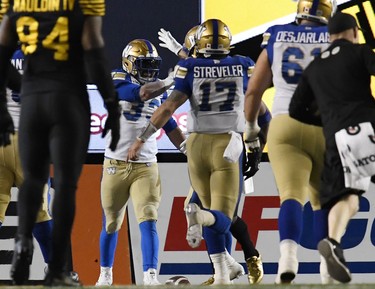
[192,65,244,78]
[174,55,254,134]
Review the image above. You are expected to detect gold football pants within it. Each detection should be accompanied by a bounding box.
[101,159,161,233]
[268,115,325,210]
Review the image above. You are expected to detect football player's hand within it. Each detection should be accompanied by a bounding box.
[179,138,187,155]
[0,102,15,147]
[158,28,183,55]
[243,148,262,180]
[102,101,121,151]
[160,69,175,89]
[127,138,144,161]
[244,121,261,152]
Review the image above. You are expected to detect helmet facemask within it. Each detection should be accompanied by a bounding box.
[133,57,162,84]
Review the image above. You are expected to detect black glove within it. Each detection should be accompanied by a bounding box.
[243,147,262,180]
[0,101,15,147]
[102,99,121,152]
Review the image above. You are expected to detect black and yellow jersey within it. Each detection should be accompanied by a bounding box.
[5,0,105,92]
[0,0,10,22]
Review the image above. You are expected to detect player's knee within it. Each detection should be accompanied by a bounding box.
[310,201,321,211]
[141,204,158,220]
[105,216,123,233]
[106,222,121,234]
[280,195,304,206]
[346,194,360,214]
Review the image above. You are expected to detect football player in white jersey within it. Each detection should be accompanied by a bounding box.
[128,19,254,285]
[158,24,269,284]
[244,0,337,284]
[0,49,53,268]
[95,39,185,286]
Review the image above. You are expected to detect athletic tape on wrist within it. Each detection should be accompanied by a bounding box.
[138,122,158,143]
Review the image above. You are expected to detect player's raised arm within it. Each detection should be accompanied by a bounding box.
[82,16,120,151]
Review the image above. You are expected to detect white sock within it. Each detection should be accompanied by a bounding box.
[225,249,236,266]
[279,239,298,259]
[210,252,230,284]
[100,266,112,273]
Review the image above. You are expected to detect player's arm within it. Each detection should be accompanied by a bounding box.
[257,101,271,150]
[7,65,21,92]
[243,101,271,179]
[139,71,175,101]
[158,28,188,59]
[0,15,17,146]
[82,16,120,151]
[147,90,188,131]
[0,15,19,99]
[165,125,186,153]
[244,49,272,149]
[127,90,188,161]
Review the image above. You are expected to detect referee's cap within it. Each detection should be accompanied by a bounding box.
[328,12,361,34]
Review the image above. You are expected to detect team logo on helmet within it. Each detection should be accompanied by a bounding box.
[346,125,360,135]
[368,134,375,144]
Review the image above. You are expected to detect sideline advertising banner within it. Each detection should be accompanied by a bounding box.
[128,162,375,285]
[0,189,46,282]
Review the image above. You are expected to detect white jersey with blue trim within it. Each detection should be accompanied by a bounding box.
[105,69,167,163]
[262,23,329,116]
[174,55,254,134]
[7,49,24,130]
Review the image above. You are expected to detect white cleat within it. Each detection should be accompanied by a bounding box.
[275,256,298,284]
[95,267,113,286]
[184,203,203,248]
[229,261,245,280]
[143,268,161,286]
